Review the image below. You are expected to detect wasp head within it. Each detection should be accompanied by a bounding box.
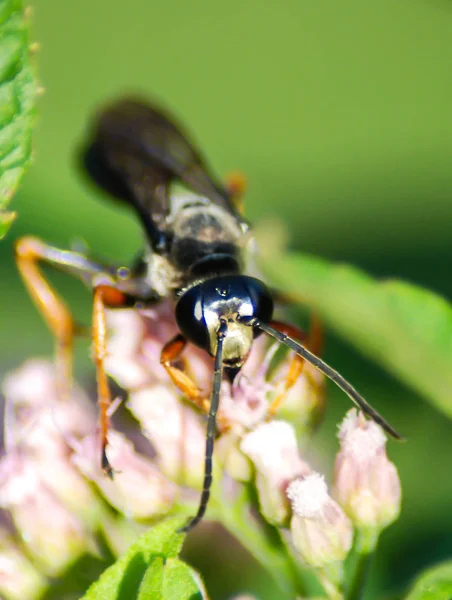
[175,275,274,373]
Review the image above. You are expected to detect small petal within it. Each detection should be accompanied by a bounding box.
[333,409,401,531]
[287,474,353,567]
[219,375,269,430]
[241,421,311,524]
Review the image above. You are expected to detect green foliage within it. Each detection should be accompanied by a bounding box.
[81,518,203,600]
[264,251,452,420]
[404,562,452,599]
[0,0,37,238]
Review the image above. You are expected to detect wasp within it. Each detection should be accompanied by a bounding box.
[15,98,402,532]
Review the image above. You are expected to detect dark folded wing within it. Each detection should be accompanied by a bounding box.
[80,98,239,249]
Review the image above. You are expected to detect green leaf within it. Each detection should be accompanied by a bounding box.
[135,557,205,600]
[263,251,452,419]
[161,559,204,600]
[137,557,164,600]
[82,517,189,600]
[405,562,452,599]
[0,0,37,239]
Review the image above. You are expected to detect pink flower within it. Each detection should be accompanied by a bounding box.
[128,385,206,489]
[0,454,93,576]
[71,430,177,520]
[2,359,96,459]
[287,473,353,567]
[333,409,401,531]
[218,337,275,431]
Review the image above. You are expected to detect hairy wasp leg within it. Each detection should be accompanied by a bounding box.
[160,334,210,413]
[14,236,105,399]
[266,316,324,420]
[225,171,247,214]
[92,285,135,478]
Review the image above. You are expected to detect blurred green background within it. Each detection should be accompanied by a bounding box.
[1,0,452,598]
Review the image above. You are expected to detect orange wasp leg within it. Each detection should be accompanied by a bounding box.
[225,171,247,214]
[14,235,128,476]
[15,236,78,399]
[160,334,210,414]
[92,285,134,477]
[15,236,109,400]
[266,315,324,420]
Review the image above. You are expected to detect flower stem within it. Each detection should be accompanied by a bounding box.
[347,529,378,600]
[213,484,305,599]
[318,563,345,600]
[347,552,372,600]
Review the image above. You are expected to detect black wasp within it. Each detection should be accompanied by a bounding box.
[15,98,402,532]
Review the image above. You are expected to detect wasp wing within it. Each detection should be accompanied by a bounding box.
[81,98,239,249]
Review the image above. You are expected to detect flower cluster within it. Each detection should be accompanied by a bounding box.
[0,302,401,599]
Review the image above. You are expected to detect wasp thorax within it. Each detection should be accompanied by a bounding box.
[175,275,274,366]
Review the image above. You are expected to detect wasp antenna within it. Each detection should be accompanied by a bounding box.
[178,322,227,533]
[255,320,404,441]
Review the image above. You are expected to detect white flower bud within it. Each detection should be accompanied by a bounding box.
[287,473,353,567]
[333,409,401,532]
[241,421,311,525]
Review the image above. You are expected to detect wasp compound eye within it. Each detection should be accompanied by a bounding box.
[175,284,210,352]
[243,277,274,327]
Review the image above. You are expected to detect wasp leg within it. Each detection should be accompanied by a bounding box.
[266,316,324,420]
[225,171,247,214]
[15,236,105,399]
[92,285,135,478]
[160,334,210,413]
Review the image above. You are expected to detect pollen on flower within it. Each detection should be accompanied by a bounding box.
[287,471,353,567]
[287,473,330,518]
[338,409,387,463]
[334,408,401,531]
[240,420,298,469]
